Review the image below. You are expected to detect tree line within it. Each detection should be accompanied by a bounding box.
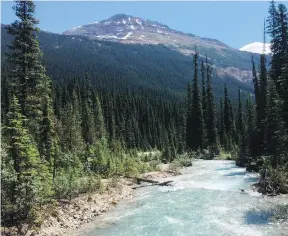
[0,0,185,227]
[1,0,287,230]
[236,1,288,194]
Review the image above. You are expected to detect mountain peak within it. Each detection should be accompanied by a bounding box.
[239,42,271,54]
[63,14,229,50]
[106,14,135,21]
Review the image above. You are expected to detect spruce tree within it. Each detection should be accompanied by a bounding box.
[60,89,84,153]
[265,80,284,167]
[236,88,244,136]
[267,2,288,97]
[5,0,47,137]
[258,44,268,155]
[189,50,204,150]
[201,60,207,129]
[252,56,260,111]
[94,95,107,141]
[223,84,235,150]
[186,83,193,150]
[219,99,226,148]
[205,61,217,147]
[223,84,232,136]
[39,79,59,178]
[3,96,52,223]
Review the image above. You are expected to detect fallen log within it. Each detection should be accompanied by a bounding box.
[136,177,159,184]
[124,175,173,187]
[156,180,173,186]
[132,180,173,189]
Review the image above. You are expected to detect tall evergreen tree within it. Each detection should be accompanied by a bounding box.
[219,99,226,147]
[205,60,217,147]
[189,50,204,150]
[5,0,47,137]
[252,55,260,112]
[94,94,107,141]
[201,60,207,127]
[245,96,255,157]
[3,96,52,223]
[258,37,269,154]
[39,79,59,178]
[265,80,285,167]
[186,83,193,150]
[236,88,244,136]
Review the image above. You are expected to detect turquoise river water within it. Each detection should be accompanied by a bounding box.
[80,160,287,236]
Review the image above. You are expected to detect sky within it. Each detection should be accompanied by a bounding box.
[2,1,288,49]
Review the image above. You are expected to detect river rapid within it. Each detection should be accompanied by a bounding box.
[78,160,288,236]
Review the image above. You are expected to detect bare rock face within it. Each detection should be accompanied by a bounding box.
[64,14,228,49]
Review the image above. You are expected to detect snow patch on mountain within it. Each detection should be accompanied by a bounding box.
[72,26,82,30]
[239,42,271,54]
[88,22,98,25]
[121,32,133,40]
[96,35,119,39]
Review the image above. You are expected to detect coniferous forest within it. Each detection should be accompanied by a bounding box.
[1,0,288,232]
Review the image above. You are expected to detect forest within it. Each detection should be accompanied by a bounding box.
[1,0,288,232]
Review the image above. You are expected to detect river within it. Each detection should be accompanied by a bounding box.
[79,160,287,236]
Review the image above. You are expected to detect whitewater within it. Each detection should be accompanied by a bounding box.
[78,160,288,236]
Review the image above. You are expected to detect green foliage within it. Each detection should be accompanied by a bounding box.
[205,59,218,146]
[186,50,204,151]
[235,1,288,196]
[3,96,53,224]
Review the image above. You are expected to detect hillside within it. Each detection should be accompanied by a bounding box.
[1,23,256,100]
[63,14,268,84]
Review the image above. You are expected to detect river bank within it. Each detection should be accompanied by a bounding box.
[17,168,179,236]
[74,160,288,236]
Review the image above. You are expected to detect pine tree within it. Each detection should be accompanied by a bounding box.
[223,84,235,150]
[252,55,260,114]
[5,0,47,137]
[265,80,284,167]
[236,88,246,165]
[223,85,231,136]
[189,50,204,150]
[201,60,207,128]
[60,89,84,153]
[94,95,107,141]
[205,61,217,147]
[258,47,268,155]
[39,79,59,178]
[186,83,193,150]
[3,95,52,223]
[267,2,288,97]
[245,96,255,157]
[219,99,226,148]
[236,88,244,135]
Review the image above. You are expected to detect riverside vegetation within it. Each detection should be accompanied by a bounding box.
[1,0,288,234]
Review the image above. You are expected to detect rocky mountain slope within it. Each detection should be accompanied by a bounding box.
[1,23,254,102]
[63,14,269,84]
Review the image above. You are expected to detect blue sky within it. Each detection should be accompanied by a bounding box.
[2,1,288,49]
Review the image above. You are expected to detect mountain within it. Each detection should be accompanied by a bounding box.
[63,14,229,51]
[1,23,255,103]
[63,14,269,84]
[239,42,271,54]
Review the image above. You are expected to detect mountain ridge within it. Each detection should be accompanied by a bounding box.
[1,23,255,103]
[63,14,269,84]
[63,13,230,50]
